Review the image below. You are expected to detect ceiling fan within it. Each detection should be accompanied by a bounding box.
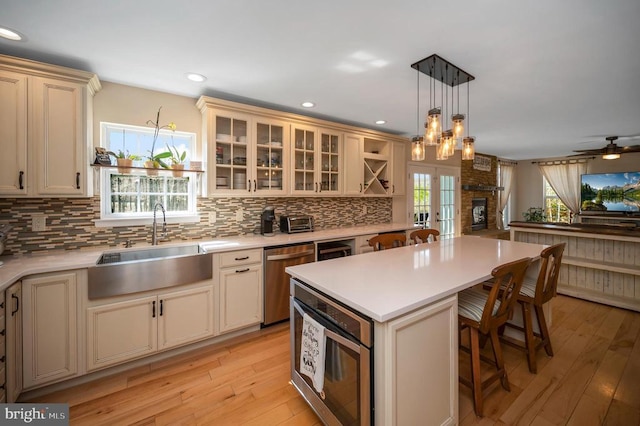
[573,135,640,159]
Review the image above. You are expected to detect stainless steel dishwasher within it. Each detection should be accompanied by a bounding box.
[263,243,315,326]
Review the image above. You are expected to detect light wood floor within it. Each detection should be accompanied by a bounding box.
[28,295,640,425]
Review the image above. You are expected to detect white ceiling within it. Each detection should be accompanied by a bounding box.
[2,0,639,160]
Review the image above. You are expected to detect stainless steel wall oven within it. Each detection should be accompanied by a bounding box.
[290,278,373,426]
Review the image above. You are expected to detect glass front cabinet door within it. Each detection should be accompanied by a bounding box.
[291,125,341,195]
[252,117,287,195]
[211,113,250,194]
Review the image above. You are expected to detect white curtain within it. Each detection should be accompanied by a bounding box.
[538,161,588,222]
[497,162,515,229]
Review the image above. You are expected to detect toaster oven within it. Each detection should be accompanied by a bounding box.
[280,215,314,233]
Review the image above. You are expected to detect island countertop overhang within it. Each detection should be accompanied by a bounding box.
[286,236,548,322]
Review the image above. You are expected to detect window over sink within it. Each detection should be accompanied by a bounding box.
[96,122,199,227]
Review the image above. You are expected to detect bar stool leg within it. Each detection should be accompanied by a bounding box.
[469,327,483,417]
[489,328,510,391]
[522,301,537,374]
[535,304,554,357]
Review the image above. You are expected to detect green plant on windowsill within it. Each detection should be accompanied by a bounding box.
[145,106,176,175]
[523,207,546,222]
[108,150,142,173]
[166,144,187,177]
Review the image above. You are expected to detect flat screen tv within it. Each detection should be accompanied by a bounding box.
[580,171,640,213]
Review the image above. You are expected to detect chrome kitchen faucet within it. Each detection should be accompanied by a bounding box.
[152,202,167,245]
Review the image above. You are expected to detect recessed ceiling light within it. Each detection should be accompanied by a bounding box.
[375,120,386,125]
[186,73,207,82]
[0,27,22,41]
[301,101,315,108]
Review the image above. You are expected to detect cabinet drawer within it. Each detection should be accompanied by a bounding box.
[218,249,262,268]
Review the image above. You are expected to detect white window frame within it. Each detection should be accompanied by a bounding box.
[95,122,200,227]
[543,177,569,223]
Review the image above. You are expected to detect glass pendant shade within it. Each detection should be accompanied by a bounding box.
[441,130,455,157]
[427,108,441,138]
[411,136,425,161]
[462,137,475,160]
[452,114,465,139]
[436,139,448,160]
[424,121,437,146]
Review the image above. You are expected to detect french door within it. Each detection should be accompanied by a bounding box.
[407,164,460,240]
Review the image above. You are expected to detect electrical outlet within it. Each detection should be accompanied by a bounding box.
[32,215,46,232]
[236,209,243,221]
[208,211,216,225]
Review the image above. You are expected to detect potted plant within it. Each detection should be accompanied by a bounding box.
[145,107,176,175]
[108,150,141,173]
[166,144,187,177]
[523,207,546,222]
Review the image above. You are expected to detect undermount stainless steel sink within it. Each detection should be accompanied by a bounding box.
[88,244,212,300]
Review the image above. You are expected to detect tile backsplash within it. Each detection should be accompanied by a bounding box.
[0,197,392,255]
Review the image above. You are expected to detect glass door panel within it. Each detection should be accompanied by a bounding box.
[293,128,315,193]
[215,115,248,192]
[438,173,457,239]
[320,132,340,193]
[255,121,284,192]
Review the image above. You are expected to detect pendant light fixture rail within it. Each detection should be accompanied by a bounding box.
[410,54,475,86]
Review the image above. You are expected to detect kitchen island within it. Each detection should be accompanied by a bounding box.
[286,236,547,425]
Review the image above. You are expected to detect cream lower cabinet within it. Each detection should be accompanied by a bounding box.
[5,282,23,403]
[374,295,458,426]
[216,249,263,334]
[22,270,81,389]
[86,283,214,372]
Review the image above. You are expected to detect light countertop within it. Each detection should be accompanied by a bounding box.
[0,223,416,290]
[286,236,547,323]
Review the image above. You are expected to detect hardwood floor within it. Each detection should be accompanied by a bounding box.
[28,295,640,425]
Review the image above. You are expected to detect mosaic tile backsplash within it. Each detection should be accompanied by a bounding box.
[0,197,392,255]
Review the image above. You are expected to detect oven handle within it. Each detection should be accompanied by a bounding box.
[266,249,315,261]
[293,299,361,353]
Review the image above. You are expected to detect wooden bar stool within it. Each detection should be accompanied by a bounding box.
[458,256,532,417]
[501,242,565,373]
[368,233,406,251]
[409,228,439,244]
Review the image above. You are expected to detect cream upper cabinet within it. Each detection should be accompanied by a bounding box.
[199,102,288,196]
[0,70,28,195]
[343,133,364,195]
[32,77,86,196]
[391,141,407,196]
[344,133,392,196]
[252,117,288,195]
[291,125,342,195]
[215,249,263,334]
[22,270,80,389]
[86,281,214,372]
[0,55,100,198]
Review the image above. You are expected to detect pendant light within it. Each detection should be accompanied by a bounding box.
[411,54,476,160]
[462,81,475,160]
[411,67,425,161]
[452,71,465,140]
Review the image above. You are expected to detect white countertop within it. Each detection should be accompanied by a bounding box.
[286,236,547,323]
[0,223,416,290]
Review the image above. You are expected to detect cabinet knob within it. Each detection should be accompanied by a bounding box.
[76,172,81,189]
[0,356,5,363]
[247,180,251,192]
[235,268,250,273]
[234,256,249,261]
[0,329,4,336]
[152,300,156,318]
[19,171,24,190]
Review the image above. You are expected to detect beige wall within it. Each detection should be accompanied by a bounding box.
[514,152,640,220]
[92,81,203,158]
